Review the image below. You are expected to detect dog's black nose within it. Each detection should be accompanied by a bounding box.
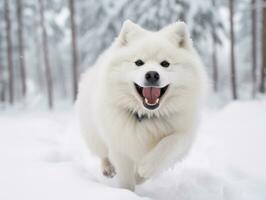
[145,71,160,84]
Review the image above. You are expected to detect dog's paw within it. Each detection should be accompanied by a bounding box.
[138,160,155,178]
[137,157,158,178]
[135,172,147,184]
[102,158,116,178]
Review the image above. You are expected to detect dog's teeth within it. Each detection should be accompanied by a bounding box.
[144,98,160,106]
[145,98,149,104]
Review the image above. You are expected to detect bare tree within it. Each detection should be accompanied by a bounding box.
[39,0,54,109]
[0,77,5,103]
[251,0,257,98]
[69,0,79,101]
[229,0,238,99]
[33,2,44,93]
[259,0,266,93]
[4,0,14,104]
[16,0,27,97]
[211,0,218,92]
[0,45,5,103]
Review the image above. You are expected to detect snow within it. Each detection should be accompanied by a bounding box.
[0,101,266,200]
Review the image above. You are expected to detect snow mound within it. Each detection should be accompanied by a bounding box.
[0,101,266,200]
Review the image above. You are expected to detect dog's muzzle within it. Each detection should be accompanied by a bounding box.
[134,83,169,110]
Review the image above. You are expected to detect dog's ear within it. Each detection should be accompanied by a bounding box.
[117,20,145,46]
[161,21,192,49]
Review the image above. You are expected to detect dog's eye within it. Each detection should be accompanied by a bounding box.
[135,59,144,66]
[160,60,170,68]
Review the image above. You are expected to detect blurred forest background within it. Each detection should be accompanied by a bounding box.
[0,0,265,110]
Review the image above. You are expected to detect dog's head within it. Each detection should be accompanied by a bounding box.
[104,20,206,116]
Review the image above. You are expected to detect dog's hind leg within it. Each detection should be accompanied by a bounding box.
[109,151,136,191]
[82,129,107,157]
[81,128,116,178]
[135,172,146,185]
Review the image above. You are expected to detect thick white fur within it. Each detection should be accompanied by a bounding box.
[75,20,207,191]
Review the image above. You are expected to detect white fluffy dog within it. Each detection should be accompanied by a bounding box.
[75,20,207,191]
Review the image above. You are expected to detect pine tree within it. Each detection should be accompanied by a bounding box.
[251,0,257,97]
[0,11,5,103]
[211,0,219,92]
[16,0,27,97]
[4,0,14,104]
[0,34,4,102]
[259,0,266,93]
[39,0,54,109]
[69,0,79,101]
[229,0,238,99]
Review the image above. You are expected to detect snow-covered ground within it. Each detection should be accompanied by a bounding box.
[0,101,266,200]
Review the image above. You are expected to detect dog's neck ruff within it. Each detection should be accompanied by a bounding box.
[134,112,157,122]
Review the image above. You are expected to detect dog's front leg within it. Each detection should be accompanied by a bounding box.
[109,151,136,191]
[137,132,194,178]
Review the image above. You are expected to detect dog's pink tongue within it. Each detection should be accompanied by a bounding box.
[142,87,161,104]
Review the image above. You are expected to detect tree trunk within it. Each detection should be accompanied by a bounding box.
[259,0,266,93]
[33,2,44,93]
[4,0,14,104]
[0,46,5,103]
[69,0,79,101]
[211,0,218,92]
[211,27,218,92]
[229,0,238,99]
[251,0,257,98]
[16,0,27,97]
[39,0,54,109]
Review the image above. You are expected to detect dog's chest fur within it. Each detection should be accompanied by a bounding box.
[100,107,180,162]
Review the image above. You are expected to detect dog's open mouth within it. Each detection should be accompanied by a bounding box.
[134,83,169,110]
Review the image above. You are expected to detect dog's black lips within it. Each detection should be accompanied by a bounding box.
[134,83,169,110]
